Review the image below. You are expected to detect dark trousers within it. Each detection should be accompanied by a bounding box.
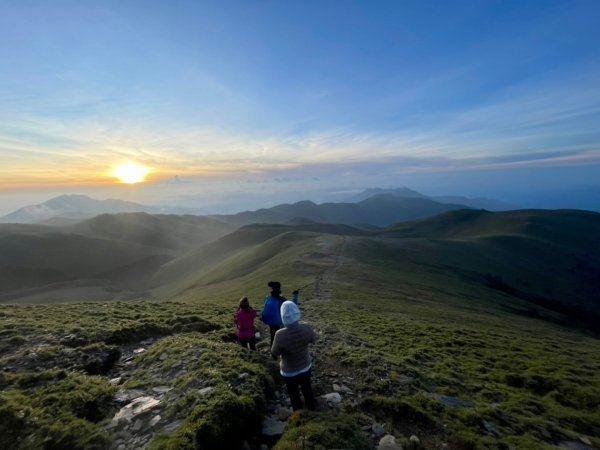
[238,336,256,350]
[283,369,316,411]
[269,325,281,345]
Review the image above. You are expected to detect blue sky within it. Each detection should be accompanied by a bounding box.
[1,0,599,213]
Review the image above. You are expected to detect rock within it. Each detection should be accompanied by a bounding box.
[559,441,595,450]
[140,338,154,345]
[109,377,122,385]
[333,383,342,392]
[409,435,420,445]
[111,396,161,425]
[159,352,168,361]
[131,419,144,432]
[435,394,474,408]
[117,445,126,450]
[340,385,353,394]
[163,419,183,433]
[266,401,278,413]
[262,415,286,436]
[321,392,342,406]
[117,429,132,441]
[580,437,592,446]
[378,434,403,450]
[372,423,386,438]
[152,386,172,394]
[277,406,293,421]
[61,347,76,355]
[482,420,500,436]
[395,375,414,385]
[114,389,145,403]
[199,387,214,396]
[238,372,249,380]
[149,415,161,428]
[133,348,146,354]
[104,420,119,430]
[60,333,87,347]
[83,347,121,375]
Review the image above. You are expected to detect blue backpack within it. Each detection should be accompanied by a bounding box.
[261,295,286,326]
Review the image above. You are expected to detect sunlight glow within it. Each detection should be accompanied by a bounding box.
[113,163,148,184]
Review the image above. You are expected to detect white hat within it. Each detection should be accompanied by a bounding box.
[280,301,301,326]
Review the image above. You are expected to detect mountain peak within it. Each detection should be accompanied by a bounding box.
[0,195,156,224]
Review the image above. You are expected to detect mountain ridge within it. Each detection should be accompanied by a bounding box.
[348,187,517,210]
[0,194,158,224]
[212,194,471,227]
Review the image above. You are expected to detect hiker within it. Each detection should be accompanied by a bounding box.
[271,301,316,411]
[233,296,257,350]
[261,281,298,345]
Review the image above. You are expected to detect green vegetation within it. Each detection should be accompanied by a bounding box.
[1,209,599,448]
[274,411,372,450]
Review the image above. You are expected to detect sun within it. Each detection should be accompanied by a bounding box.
[113,163,148,184]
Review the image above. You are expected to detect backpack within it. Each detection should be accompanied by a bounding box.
[261,295,286,326]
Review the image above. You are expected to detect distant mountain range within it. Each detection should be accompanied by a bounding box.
[0,195,158,224]
[0,188,516,225]
[347,187,517,210]
[212,194,471,227]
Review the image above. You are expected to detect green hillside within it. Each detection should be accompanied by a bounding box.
[0,214,237,303]
[382,209,600,319]
[1,209,599,449]
[0,232,166,294]
[150,223,366,298]
[70,213,236,252]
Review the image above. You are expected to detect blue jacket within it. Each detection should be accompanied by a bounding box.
[261,291,298,326]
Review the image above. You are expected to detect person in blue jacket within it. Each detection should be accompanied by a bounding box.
[261,281,298,345]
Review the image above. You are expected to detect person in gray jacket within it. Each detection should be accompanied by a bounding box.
[271,300,316,410]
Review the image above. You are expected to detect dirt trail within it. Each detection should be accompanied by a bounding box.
[312,235,348,303]
[302,236,362,397]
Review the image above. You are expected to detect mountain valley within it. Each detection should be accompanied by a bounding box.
[1,201,599,450]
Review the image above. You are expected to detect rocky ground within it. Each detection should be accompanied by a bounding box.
[99,330,414,450]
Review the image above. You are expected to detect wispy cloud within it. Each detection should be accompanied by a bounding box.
[1,52,599,189]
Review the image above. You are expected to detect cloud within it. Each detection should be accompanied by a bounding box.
[1,62,600,189]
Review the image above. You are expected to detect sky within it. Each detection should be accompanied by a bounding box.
[1,0,599,214]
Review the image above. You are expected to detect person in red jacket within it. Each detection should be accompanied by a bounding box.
[234,296,257,350]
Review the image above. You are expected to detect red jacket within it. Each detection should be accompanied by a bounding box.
[234,308,257,338]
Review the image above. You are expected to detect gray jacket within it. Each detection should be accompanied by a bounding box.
[271,321,316,376]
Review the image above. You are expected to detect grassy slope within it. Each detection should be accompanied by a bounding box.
[1,210,599,449]
[150,224,363,298]
[0,214,238,303]
[306,235,600,449]
[0,231,168,295]
[69,213,236,252]
[383,209,600,315]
